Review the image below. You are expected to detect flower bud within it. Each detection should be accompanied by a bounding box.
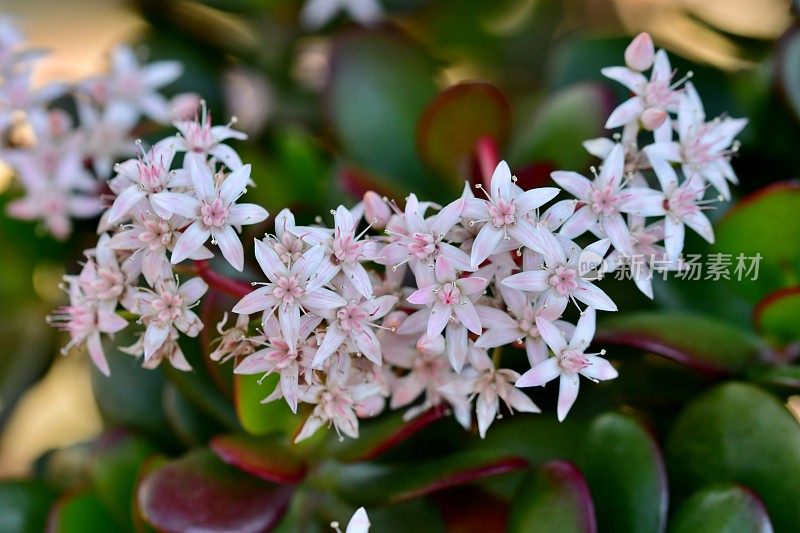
[363,191,391,229]
[641,107,667,131]
[625,32,655,72]
[417,334,445,357]
[169,92,202,122]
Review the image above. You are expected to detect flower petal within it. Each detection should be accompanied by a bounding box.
[516,357,560,388]
[151,191,201,220]
[170,221,210,264]
[228,203,269,226]
[557,374,580,422]
[501,270,550,292]
[213,225,244,271]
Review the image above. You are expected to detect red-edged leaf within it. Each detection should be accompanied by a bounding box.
[596,312,767,375]
[753,287,800,345]
[509,460,597,533]
[210,434,307,484]
[137,449,293,532]
[417,82,511,181]
[329,406,447,462]
[670,484,773,533]
[327,452,528,505]
[432,487,509,532]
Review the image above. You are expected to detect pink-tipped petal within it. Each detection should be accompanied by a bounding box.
[501,270,550,292]
[625,32,655,71]
[536,316,568,354]
[516,357,560,388]
[454,298,482,335]
[470,225,503,269]
[170,221,210,264]
[556,374,580,422]
[87,332,111,377]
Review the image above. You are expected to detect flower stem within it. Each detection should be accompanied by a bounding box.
[193,260,252,299]
[492,346,503,367]
[475,135,500,189]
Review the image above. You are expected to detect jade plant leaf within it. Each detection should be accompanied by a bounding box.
[0,480,58,533]
[49,491,118,533]
[578,413,667,533]
[713,181,800,302]
[669,484,773,533]
[596,312,767,375]
[667,382,800,531]
[326,29,441,199]
[753,287,800,345]
[416,82,511,181]
[326,451,529,506]
[509,83,611,171]
[508,460,596,533]
[209,434,307,483]
[137,449,293,532]
[777,26,800,123]
[234,373,297,436]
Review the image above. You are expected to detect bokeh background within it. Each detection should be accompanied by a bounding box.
[0,0,798,494]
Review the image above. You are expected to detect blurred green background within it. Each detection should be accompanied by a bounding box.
[0,0,799,501]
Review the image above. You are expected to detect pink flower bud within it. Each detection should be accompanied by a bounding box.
[363,191,391,229]
[417,334,445,357]
[641,107,667,131]
[169,92,202,122]
[625,32,655,72]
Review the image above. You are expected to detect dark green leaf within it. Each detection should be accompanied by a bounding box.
[137,449,293,532]
[49,492,118,533]
[509,83,611,171]
[0,480,57,533]
[754,287,800,345]
[234,373,296,436]
[210,434,307,483]
[714,181,800,302]
[777,26,800,123]
[508,460,596,533]
[667,382,800,531]
[326,29,442,198]
[596,312,767,375]
[417,82,511,181]
[669,484,772,533]
[578,413,667,533]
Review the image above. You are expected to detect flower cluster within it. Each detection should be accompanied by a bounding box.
[0,17,195,239]
[49,33,745,443]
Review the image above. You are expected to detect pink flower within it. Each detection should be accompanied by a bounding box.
[312,294,398,367]
[105,138,183,224]
[232,240,347,351]
[516,309,617,421]
[293,205,378,299]
[502,239,617,312]
[644,82,747,200]
[49,278,128,376]
[621,159,716,261]
[151,159,268,270]
[135,277,208,360]
[464,161,560,269]
[173,101,247,171]
[453,346,540,438]
[120,327,193,371]
[210,313,254,363]
[624,33,655,72]
[475,287,567,366]
[378,193,470,280]
[235,314,322,413]
[552,144,640,254]
[602,48,685,131]
[77,100,139,178]
[90,45,183,123]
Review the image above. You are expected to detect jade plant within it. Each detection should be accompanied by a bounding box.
[1,2,800,532]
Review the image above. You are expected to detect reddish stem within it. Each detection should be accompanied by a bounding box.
[193,260,252,299]
[475,136,500,189]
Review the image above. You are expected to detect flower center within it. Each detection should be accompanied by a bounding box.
[332,234,362,263]
[408,233,437,259]
[200,198,229,228]
[336,303,369,332]
[559,349,590,374]
[141,219,173,251]
[139,162,168,192]
[589,185,620,216]
[549,266,579,296]
[437,282,461,306]
[151,291,184,323]
[273,275,304,305]
[89,267,125,300]
[488,199,516,228]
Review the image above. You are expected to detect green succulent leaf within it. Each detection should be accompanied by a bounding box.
[137,449,293,532]
[0,480,58,533]
[325,451,529,506]
[416,82,511,181]
[596,312,767,375]
[578,413,667,533]
[668,484,773,533]
[667,382,800,531]
[508,460,596,533]
[209,434,307,483]
[234,373,297,436]
[49,491,119,533]
[754,287,800,345]
[326,29,442,199]
[713,181,800,302]
[509,83,611,171]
